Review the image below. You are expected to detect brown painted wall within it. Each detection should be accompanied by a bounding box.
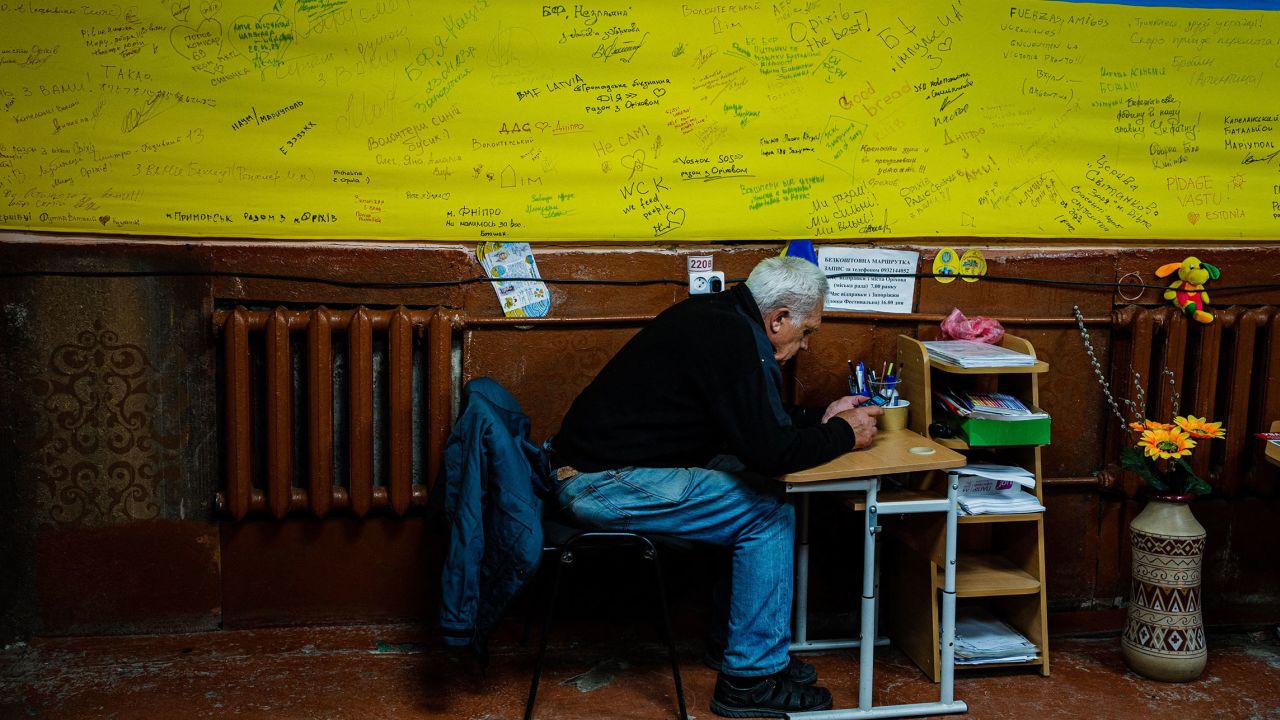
[2,234,1278,642]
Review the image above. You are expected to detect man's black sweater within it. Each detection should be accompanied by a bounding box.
[553,283,855,476]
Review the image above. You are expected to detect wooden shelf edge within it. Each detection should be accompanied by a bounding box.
[936,552,1041,596]
[929,359,1050,374]
[955,657,1044,671]
[958,512,1044,524]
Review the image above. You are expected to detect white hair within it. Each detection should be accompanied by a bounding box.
[745,256,828,321]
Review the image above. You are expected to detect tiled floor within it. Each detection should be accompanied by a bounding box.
[3,622,1279,719]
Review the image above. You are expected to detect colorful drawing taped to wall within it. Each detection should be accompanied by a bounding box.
[476,242,551,318]
[960,249,988,283]
[934,248,961,284]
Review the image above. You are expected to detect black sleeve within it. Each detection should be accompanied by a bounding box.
[787,404,826,428]
[703,338,855,477]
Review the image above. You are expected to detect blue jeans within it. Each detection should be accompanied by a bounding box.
[554,457,794,677]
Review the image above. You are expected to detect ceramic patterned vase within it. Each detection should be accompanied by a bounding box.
[1121,495,1207,682]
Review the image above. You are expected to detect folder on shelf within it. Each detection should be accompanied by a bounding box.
[950,464,1044,516]
[951,607,1039,664]
[922,340,1038,368]
[934,389,1047,420]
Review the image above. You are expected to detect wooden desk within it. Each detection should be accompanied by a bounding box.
[780,429,969,719]
[1267,421,1280,468]
[782,428,967,483]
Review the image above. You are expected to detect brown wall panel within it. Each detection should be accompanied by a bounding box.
[36,521,220,636]
[462,325,645,443]
[916,246,1117,318]
[1194,497,1280,618]
[1,264,219,638]
[220,517,437,629]
[797,320,920,406]
[1042,491,1102,610]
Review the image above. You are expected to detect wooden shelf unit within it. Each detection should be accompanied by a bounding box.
[885,333,1051,682]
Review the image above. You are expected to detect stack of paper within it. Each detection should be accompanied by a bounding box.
[934,389,1048,421]
[952,608,1039,665]
[951,464,1044,515]
[922,340,1038,368]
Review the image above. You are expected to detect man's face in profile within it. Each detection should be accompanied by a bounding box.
[770,303,823,363]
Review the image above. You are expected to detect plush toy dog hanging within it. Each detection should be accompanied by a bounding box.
[1156,256,1220,324]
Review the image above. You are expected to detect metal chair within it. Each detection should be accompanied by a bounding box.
[524,519,689,720]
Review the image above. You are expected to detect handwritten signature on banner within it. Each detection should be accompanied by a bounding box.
[1,0,1279,240]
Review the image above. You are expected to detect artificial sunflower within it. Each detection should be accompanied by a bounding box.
[1175,415,1225,440]
[1128,419,1175,432]
[1138,426,1196,460]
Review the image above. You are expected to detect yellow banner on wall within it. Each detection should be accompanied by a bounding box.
[1,0,1277,240]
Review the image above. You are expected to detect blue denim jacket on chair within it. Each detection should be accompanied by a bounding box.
[438,377,548,661]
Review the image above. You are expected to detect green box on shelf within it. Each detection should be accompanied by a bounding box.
[956,412,1051,446]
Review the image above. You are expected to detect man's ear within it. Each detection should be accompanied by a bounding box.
[764,307,790,334]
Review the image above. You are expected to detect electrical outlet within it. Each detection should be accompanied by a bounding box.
[688,270,725,295]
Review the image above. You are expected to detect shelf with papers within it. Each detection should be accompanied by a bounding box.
[921,338,1049,371]
[886,333,1051,683]
[861,485,1041,524]
[953,605,1042,669]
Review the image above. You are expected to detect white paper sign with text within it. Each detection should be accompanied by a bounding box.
[819,248,919,314]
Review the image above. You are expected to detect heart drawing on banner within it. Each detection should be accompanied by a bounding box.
[666,208,686,228]
[228,13,294,71]
[170,19,223,61]
[1187,212,1200,225]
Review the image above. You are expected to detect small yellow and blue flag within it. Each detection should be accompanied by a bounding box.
[780,240,819,266]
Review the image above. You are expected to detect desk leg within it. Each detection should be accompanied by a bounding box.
[786,478,968,720]
[858,483,878,711]
[794,494,811,647]
[940,474,959,705]
[791,489,890,654]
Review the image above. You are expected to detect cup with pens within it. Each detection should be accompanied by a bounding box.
[873,376,910,431]
[849,360,910,432]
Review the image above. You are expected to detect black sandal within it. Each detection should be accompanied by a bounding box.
[710,671,833,718]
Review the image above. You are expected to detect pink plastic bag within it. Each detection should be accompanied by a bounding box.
[939,308,1005,344]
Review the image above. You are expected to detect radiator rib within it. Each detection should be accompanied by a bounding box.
[348,307,374,519]
[307,309,334,518]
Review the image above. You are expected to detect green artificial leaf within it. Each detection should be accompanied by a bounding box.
[1121,447,1168,492]
[1176,458,1213,497]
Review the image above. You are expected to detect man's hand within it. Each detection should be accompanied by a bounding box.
[822,395,869,424]
[835,406,883,449]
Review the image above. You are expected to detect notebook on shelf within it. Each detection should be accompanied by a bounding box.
[922,340,1038,368]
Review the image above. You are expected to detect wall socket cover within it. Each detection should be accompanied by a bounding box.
[688,270,725,295]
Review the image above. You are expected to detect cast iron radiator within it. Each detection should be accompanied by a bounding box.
[212,306,454,520]
[1107,305,1280,498]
